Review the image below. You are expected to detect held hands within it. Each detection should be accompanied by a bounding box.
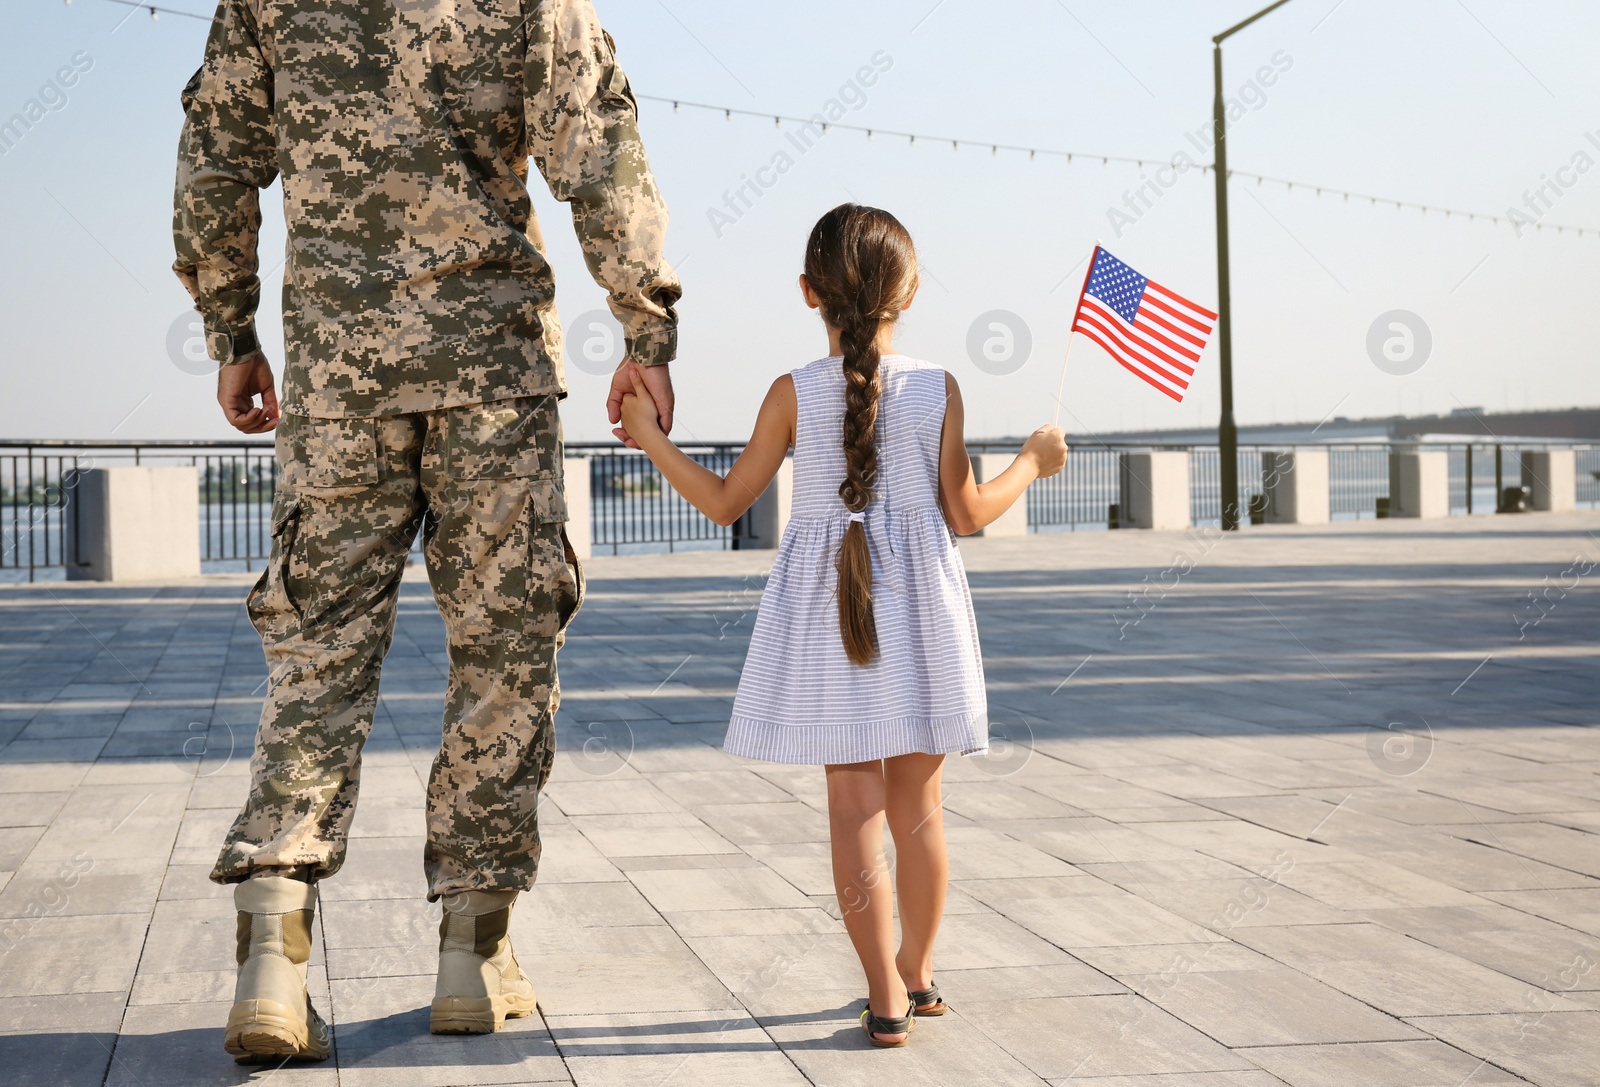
[608,359,673,448]
[1022,424,1068,479]
[618,367,666,446]
[218,353,281,434]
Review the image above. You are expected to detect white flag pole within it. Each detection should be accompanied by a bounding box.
[1052,242,1102,429]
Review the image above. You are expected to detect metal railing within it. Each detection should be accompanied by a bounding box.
[3,437,1596,577]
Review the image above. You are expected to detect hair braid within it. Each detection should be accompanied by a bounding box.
[802,204,918,667]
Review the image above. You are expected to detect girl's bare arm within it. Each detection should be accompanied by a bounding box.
[620,371,796,527]
[937,371,1066,535]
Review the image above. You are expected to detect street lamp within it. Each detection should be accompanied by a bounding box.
[1212,0,1294,530]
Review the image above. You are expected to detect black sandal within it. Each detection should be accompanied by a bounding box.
[860,1004,915,1048]
[908,983,945,1016]
[865,983,945,1017]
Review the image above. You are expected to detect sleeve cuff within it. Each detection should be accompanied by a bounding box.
[206,323,261,365]
[626,324,677,368]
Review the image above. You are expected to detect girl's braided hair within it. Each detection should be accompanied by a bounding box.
[802,203,918,666]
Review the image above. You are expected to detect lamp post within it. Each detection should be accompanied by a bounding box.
[1212,0,1294,530]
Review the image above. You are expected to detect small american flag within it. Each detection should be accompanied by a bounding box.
[1069,246,1218,402]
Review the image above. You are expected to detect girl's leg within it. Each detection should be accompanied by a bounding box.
[883,753,948,998]
[825,760,909,1041]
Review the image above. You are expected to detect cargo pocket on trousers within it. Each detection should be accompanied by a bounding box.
[524,478,582,641]
[247,501,303,643]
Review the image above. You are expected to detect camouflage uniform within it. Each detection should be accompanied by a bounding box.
[173,0,678,900]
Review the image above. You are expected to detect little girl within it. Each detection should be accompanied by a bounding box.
[619,203,1067,1047]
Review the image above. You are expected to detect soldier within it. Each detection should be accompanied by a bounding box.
[172,0,680,1061]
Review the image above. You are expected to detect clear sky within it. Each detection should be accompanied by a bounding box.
[2,0,1596,443]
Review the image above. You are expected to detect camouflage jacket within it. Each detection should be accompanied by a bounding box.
[173,0,680,418]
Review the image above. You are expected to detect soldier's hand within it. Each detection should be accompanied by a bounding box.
[218,353,281,434]
[608,359,673,449]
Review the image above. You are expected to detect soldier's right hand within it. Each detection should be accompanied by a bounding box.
[218,353,281,434]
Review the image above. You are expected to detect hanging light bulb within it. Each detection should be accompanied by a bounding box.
[149,5,159,19]
[1030,149,1037,161]
[866,129,873,140]
[672,101,680,112]
[773,116,780,128]
[723,109,731,121]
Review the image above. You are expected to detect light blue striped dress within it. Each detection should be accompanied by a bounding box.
[724,355,989,765]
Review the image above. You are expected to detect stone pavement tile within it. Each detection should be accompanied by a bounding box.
[320,898,437,981]
[0,992,124,1087]
[942,782,1087,821]
[611,853,764,873]
[1234,923,1580,1017]
[1122,963,1423,1046]
[78,759,196,786]
[664,906,842,938]
[751,988,1049,1086]
[1044,1074,1285,1086]
[544,781,681,816]
[1270,859,1484,909]
[982,887,1221,949]
[1197,795,1349,838]
[0,824,44,872]
[330,974,568,1087]
[1406,1011,1600,1087]
[158,863,233,902]
[1362,904,1600,990]
[1238,1039,1530,1086]
[18,715,123,741]
[936,912,1089,971]
[650,769,793,807]
[521,881,665,931]
[1342,789,1551,826]
[0,862,164,919]
[946,826,1097,877]
[0,912,147,997]
[347,795,427,839]
[752,766,829,802]
[1416,777,1596,816]
[1002,818,1197,866]
[566,1050,807,1087]
[695,801,832,845]
[0,792,67,829]
[524,925,733,1015]
[605,739,740,775]
[545,1007,770,1058]
[1118,877,1350,931]
[939,962,1127,1001]
[1091,764,1291,804]
[1091,804,1237,823]
[1481,887,1600,937]
[684,930,862,996]
[0,737,106,763]
[104,1000,335,1087]
[1078,855,1256,885]
[317,837,431,902]
[744,841,835,897]
[1023,772,1195,809]
[957,875,1127,907]
[1458,821,1600,879]
[128,968,235,1006]
[1131,820,1327,871]
[959,994,1255,1079]
[568,812,740,858]
[1071,941,1278,976]
[628,866,812,912]
[0,763,89,793]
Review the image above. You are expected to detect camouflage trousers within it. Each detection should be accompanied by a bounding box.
[212,395,583,901]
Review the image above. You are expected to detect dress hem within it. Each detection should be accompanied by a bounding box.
[722,712,989,766]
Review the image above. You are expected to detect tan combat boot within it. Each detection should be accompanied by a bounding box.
[430,889,537,1034]
[223,875,332,1062]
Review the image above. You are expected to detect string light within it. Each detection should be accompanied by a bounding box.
[633,93,1600,238]
[63,9,1600,241]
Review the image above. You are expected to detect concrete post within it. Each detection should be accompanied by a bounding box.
[1388,447,1449,519]
[1521,450,1576,513]
[66,466,201,581]
[562,456,592,560]
[1261,449,1330,525]
[740,456,794,549]
[1120,451,1191,530]
[971,453,1029,537]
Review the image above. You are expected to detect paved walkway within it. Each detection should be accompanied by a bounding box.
[2,512,1599,1086]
